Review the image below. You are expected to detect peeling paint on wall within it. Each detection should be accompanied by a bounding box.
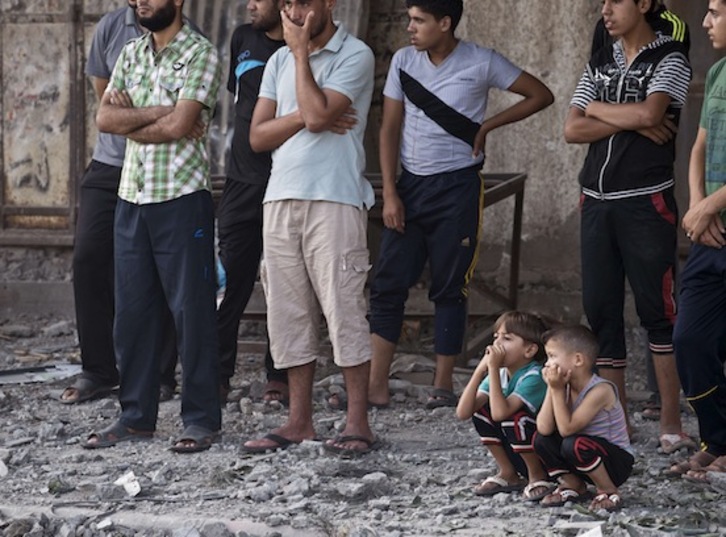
[3,23,71,209]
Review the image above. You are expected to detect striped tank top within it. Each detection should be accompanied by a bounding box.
[571,375,632,453]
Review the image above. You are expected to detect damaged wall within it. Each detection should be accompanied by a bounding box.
[0,0,709,323]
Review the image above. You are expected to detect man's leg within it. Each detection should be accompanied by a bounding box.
[70,161,121,391]
[369,176,427,405]
[620,192,684,440]
[306,202,375,450]
[243,201,322,449]
[243,361,317,450]
[427,167,484,400]
[114,200,166,432]
[674,244,726,455]
[151,192,221,434]
[368,334,397,406]
[158,306,178,394]
[216,180,274,392]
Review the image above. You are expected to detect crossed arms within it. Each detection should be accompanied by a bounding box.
[96,88,206,144]
[564,92,676,145]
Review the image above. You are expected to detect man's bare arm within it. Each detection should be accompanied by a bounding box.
[96,89,173,135]
[91,77,109,101]
[126,99,206,144]
[249,97,306,153]
[585,92,672,131]
[379,97,405,233]
[284,10,353,133]
[564,106,621,143]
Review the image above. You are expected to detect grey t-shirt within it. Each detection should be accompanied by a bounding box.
[86,6,140,168]
[383,41,521,176]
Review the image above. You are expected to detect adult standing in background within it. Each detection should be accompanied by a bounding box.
[62,0,187,405]
[217,0,288,405]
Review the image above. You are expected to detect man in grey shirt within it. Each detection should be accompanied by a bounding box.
[61,0,180,404]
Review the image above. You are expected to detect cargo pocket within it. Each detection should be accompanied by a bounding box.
[340,250,371,290]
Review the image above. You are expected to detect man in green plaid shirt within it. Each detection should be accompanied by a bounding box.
[82,0,223,454]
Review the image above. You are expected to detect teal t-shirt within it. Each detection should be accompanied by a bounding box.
[478,361,547,414]
[701,57,726,226]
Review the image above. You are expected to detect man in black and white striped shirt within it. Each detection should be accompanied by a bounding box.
[565,0,692,452]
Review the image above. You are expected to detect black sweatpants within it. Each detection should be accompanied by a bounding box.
[72,160,177,388]
[216,179,286,387]
[581,191,678,368]
[473,404,538,478]
[673,241,726,455]
[369,166,484,356]
[534,432,634,487]
[114,192,220,432]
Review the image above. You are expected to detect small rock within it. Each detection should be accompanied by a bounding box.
[337,482,369,499]
[0,459,8,478]
[172,529,202,537]
[42,320,74,337]
[282,477,310,497]
[200,521,234,537]
[265,515,286,527]
[0,325,35,338]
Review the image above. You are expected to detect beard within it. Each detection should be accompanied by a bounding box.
[251,10,280,33]
[138,0,177,33]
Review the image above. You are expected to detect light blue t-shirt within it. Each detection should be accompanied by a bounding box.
[478,361,547,414]
[259,24,375,209]
[383,41,521,176]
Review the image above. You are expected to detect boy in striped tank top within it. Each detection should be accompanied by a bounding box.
[535,326,634,512]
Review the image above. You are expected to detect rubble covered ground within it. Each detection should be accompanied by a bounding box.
[0,313,724,537]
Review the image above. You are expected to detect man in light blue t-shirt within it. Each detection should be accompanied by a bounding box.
[242,0,378,457]
[368,0,554,411]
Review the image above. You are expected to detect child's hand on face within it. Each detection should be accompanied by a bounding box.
[487,344,506,369]
[543,363,570,389]
[475,349,490,375]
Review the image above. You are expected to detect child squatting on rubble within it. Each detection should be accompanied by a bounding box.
[456,311,554,502]
[534,325,634,512]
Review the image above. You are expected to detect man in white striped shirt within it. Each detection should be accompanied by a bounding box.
[564,0,692,452]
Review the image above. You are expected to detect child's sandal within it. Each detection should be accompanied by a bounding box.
[539,487,591,507]
[473,475,526,496]
[589,491,623,512]
[522,480,556,502]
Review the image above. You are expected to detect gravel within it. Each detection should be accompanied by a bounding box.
[0,313,724,537]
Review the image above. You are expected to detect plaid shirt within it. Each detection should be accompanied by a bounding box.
[109,24,222,204]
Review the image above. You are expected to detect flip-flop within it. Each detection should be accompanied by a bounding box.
[473,475,526,496]
[665,450,717,477]
[59,377,114,405]
[327,391,389,411]
[170,424,220,454]
[242,433,300,454]
[589,491,623,512]
[659,433,697,454]
[323,435,381,458]
[523,480,557,502]
[424,388,458,410]
[683,455,726,483]
[82,421,153,449]
[539,487,592,507]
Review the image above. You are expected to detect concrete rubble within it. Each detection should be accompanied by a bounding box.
[0,313,724,536]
